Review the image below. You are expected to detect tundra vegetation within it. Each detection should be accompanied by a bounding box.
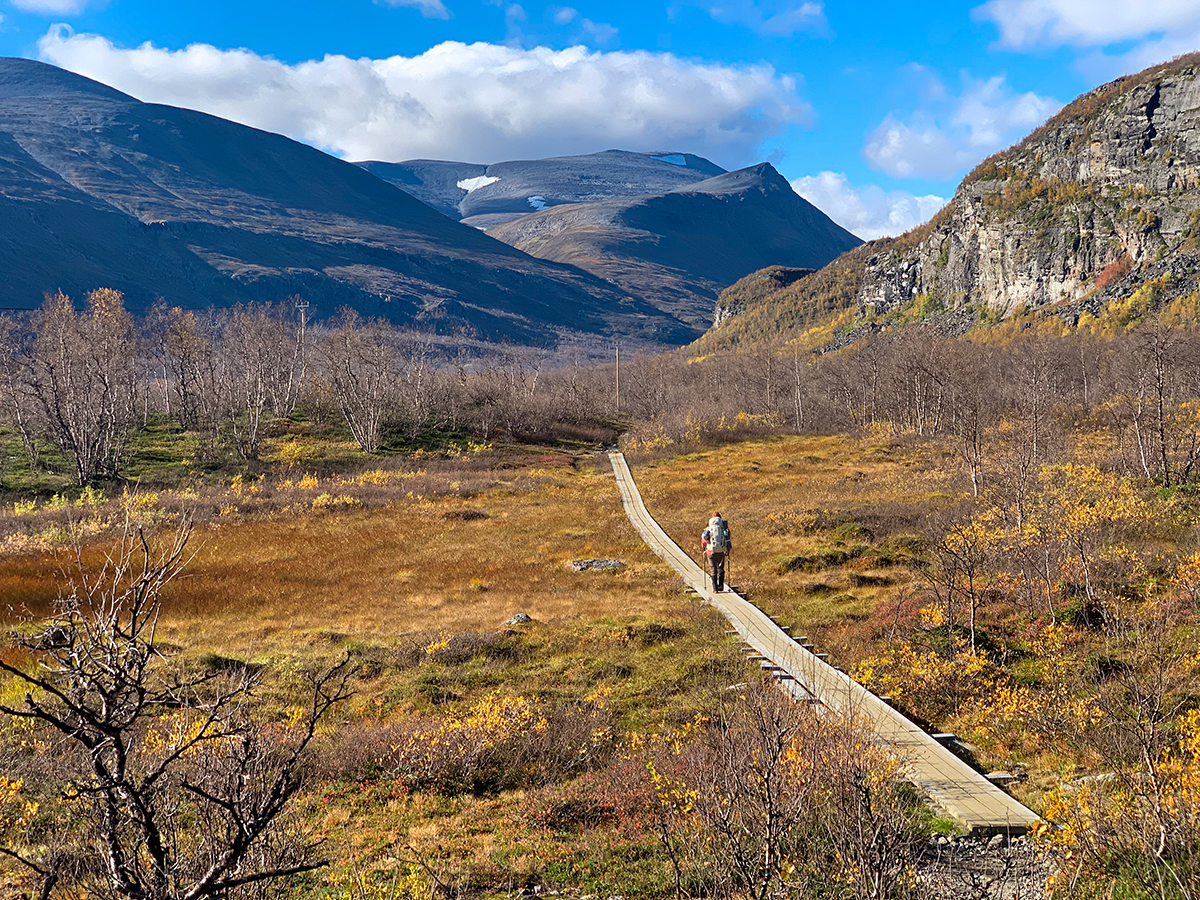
[3,287,1200,898]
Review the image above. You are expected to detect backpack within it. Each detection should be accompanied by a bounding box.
[708,517,729,553]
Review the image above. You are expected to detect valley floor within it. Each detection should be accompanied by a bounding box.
[3,432,1198,898]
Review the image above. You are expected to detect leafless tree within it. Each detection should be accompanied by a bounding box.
[0,520,354,900]
[146,303,224,444]
[320,311,402,453]
[218,306,276,460]
[0,314,41,473]
[26,289,138,484]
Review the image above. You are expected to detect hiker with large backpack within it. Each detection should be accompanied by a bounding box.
[701,512,732,592]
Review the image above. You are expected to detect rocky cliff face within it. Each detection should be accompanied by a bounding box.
[858,55,1200,321]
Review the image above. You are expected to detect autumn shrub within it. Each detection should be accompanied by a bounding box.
[390,691,617,795]
[1043,707,1200,898]
[1095,255,1132,290]
[854,635,999,723]
[309,720,408,782]
[645,681,929,900]
[774,543,868,573]
[525,761,653,833]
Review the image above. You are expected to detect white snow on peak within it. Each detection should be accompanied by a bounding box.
[457,175,500,193]
[654,154,687,166]
[528,196,548,210]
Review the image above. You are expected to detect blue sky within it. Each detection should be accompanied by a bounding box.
[1,0,1196,238]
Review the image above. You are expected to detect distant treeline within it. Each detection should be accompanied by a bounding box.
[2,288,1199,488]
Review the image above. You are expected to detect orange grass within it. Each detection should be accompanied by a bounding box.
[629,434,963,660]
[2,437,953,898]
[153,458,688,654]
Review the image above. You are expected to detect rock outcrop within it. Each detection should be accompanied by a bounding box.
[704,53,1200,352]
[862,55,1200,319]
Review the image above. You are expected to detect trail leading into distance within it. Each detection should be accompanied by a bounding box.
[609,451,1040,835]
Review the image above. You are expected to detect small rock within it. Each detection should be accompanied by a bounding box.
[505,613,533,625]
[570,558,625,573]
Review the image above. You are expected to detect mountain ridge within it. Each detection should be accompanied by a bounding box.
[485,161,862,328]
[0,57,697,354]
[358,149,726,226]
[698,52,1200,354]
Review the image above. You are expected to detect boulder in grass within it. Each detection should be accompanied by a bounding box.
[569,558,625,573]
[505,613,533,625]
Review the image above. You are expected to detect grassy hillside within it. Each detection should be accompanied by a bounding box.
[692,215,945,356]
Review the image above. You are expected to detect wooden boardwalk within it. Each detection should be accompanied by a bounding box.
[609,451,1041,835]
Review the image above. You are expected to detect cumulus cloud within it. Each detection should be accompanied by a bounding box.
[11,0,101,13]
[864,73,1059,180]
[552,5,577,24]
[974,0,1200,79]
[38,27,808,165]
[376,0,451,19]
[1076,34,1200,82]
[975,0,1200,50]
[791,171,945,240]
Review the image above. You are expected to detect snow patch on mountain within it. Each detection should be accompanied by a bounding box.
[457,175,500,193]
[528,196,548,209]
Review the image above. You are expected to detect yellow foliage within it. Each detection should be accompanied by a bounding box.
[854,639,995,719]
[76,485,105,508]
[1042,707,1200,883]
[121,487,169,527]
[312,493,360,511]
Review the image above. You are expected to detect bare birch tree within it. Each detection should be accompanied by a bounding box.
[321,311,400,453]
[26,289,138,484]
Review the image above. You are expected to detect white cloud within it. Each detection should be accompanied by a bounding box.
[376,0,451,19]
[11,0,101,13]
[791,171,945,240]
[702,0,826,37]
[975,0,1200,50]
[952,74,1058,145]
[864,73,1059,180]
[38,27,808,166]
[974,0,1200,79]
[864,114,974,181]
[552,5,577,24]
[1076,34,1200,81]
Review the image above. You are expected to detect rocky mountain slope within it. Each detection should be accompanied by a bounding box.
[701,52,1200,353]
[486,163,862,328]
[0,58,696,353]
[358,150,725,227]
